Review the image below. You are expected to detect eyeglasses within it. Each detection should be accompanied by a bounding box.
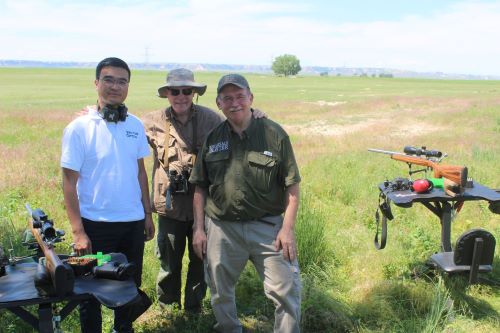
[168,88,193,96]
[99,76,129,88]
[220,94,249,104]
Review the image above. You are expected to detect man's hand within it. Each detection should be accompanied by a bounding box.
[193,228,207,259]
[73,230,92,256]
[144,214,155,241]
[274,226,297,261]
[74,105,94,118]
[252,108,267,119]
[277,183,300,261]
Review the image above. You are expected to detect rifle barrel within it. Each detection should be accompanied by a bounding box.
[368,148,399,155]
[25,203,33,218]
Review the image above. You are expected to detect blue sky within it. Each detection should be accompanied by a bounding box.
[1,0,500,75]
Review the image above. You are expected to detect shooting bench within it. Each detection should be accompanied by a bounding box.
[379,181,500,283]
[0,253,141,332]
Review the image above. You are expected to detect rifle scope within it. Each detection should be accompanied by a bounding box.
[404,146,442,158]
[31,208,57,240]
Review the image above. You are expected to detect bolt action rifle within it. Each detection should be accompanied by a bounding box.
[368,146,468,196]
[26,204,74,296]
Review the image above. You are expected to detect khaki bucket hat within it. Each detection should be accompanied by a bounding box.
[157,68,207,97]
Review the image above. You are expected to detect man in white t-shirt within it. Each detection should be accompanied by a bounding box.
[61,57,155,333]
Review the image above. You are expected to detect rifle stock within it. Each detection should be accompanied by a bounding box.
[390,154,467,187]
[27,206,74,296]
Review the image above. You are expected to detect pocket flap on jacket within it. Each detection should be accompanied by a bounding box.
[248,151,276,167]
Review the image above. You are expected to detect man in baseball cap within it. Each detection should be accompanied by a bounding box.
[191,73,302,332]
[216,73,250,94]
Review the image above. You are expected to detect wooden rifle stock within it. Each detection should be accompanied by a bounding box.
[390,154,467,189]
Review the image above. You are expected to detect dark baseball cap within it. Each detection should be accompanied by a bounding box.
[217,74,250,94]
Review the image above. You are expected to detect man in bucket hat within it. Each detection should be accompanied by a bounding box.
[142,68,218,312]
[157,68,208,98]
[142,69,266,312]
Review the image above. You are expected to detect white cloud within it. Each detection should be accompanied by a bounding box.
[1,0,500,75]
[325,2,500,74]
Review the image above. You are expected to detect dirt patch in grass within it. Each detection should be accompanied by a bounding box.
[305,100,347,107]
[387,123,444,138]
[284,118,443,137]
[285,119,380,136]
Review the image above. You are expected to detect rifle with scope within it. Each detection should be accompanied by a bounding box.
[25,204,74,296]
[368,146,468,196]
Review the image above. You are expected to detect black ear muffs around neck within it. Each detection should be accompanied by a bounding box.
[101,104,128,122]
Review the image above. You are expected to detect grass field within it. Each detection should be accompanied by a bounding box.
[0,68,499,332]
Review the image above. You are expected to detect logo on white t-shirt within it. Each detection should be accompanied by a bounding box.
[126,130,139,138]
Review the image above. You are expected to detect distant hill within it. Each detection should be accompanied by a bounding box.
[0,59,497,80]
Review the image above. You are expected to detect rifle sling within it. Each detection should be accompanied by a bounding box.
[374,209,388,250]
[374,192,390,250]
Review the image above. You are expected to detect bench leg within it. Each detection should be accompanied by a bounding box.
[469,238,484,284]
[38,303,54,333]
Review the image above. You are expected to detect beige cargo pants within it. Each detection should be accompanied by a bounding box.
[205,216,301,333]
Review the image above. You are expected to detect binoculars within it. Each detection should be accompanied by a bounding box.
[168,169,190,194]
[93,261,136,281]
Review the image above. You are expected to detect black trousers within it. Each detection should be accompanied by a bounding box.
[80,218,145,333]
[156,215,206,310]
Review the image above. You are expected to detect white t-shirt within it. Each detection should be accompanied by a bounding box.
[61,107,150,222]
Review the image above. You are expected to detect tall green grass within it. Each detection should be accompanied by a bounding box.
[1,68,499,332]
